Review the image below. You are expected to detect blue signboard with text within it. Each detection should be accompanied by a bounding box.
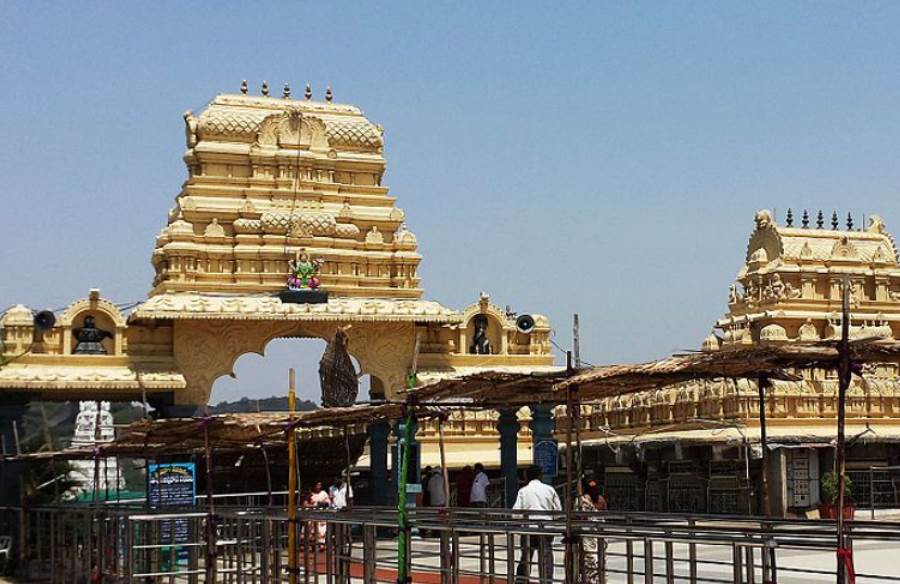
[148,463,196,549]
[533,440,559,479]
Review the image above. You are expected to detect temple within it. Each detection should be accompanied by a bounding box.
[6,85,900,517]
[0,86,556,504]
[574,209,900,515]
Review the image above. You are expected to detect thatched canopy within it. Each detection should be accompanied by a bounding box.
[559,341,900,400]
[406,369,569,407]
[5,403,444,462]
[411,341,900,406]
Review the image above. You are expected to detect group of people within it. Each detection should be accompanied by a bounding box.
[422,462,490,507]
[512,466,607,583]
[303,477,353,548]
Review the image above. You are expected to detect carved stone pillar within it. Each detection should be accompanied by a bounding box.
[368,421,390,505]
[497,408,520,506]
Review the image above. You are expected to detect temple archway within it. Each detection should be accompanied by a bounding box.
[210,336,373,407]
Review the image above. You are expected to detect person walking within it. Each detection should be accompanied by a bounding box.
[513,465,561,584]
[330,476,354,510]
[470,462,490,507]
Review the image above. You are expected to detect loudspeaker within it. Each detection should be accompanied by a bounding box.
[33,310,56,332]
[515,314,535,334]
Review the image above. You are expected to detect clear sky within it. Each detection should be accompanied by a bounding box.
[2,3,900,405]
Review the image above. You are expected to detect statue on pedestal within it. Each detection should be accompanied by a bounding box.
[470,315,493,355]
[287,249,323,290]
[73,315,112,355]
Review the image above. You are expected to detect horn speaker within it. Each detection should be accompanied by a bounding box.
[33,310,56,332]
[515,314,535,334]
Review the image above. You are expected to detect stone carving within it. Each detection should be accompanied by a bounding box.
[754,209,774,231]
[798,319,820,341]
[133,294,460,322]
[183,110,198,147]
[763,274,801,301]
[395,223,417,246]
[748,247,769,264]
[831,236,858,259]
[727,283,743,305]
[204,218,225,238]
[868,214,887,234]
[365,226,384,244]
[799,241,814,260]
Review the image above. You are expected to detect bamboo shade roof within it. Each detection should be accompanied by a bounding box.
[411,341,900,406]
[5,403,444,461]
[558,341,900,400]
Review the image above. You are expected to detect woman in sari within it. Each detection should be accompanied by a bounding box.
[306,481,331,549]
[577,478,607,583]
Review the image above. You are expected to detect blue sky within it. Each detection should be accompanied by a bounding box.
[2,3,900,404]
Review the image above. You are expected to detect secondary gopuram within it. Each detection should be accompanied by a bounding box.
[572,209,900,516]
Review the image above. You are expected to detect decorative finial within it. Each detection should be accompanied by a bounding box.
[801,209,810,228]
[831,211,839,230]
[325,86,333,102]
[785,208,794,227]
[282,83,291,98]
[305,83,312,100]
[816,210,824,229]
[846,212,853,231]
[240,79,248,95]
[261,81,269,96]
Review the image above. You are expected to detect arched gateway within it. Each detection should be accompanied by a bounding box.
[0,88,555,415]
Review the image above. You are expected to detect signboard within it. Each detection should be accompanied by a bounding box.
[148,463,196,550]
[533,439,559,479]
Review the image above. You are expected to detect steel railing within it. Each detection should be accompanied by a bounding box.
[6,503,900,583]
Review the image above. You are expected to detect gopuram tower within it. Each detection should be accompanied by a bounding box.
[0,85,556,495]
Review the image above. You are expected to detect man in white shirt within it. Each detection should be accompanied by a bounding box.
[469,462,490,507]
[427,468,446,507]
[330,477,353,510]
[512,465,561,584]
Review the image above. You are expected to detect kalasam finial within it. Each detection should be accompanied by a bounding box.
[240,79,248,95]
[261,81,269,96]
[305,83,312,100]
[846,212,854,231]
[801,209,810,228]
[831,211,839,230]
[283,83,291,98]
[786,208,794,227]
[325,86,333,102]
[817,210,824,229]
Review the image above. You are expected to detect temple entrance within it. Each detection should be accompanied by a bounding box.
[209,337,371,408]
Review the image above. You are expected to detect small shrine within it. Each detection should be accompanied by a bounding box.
[68,401,124,497]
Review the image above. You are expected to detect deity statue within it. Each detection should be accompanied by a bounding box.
[73,315,112,355]
[469,315,493,355]
[287,249,323,290]
[763,274,800,301]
